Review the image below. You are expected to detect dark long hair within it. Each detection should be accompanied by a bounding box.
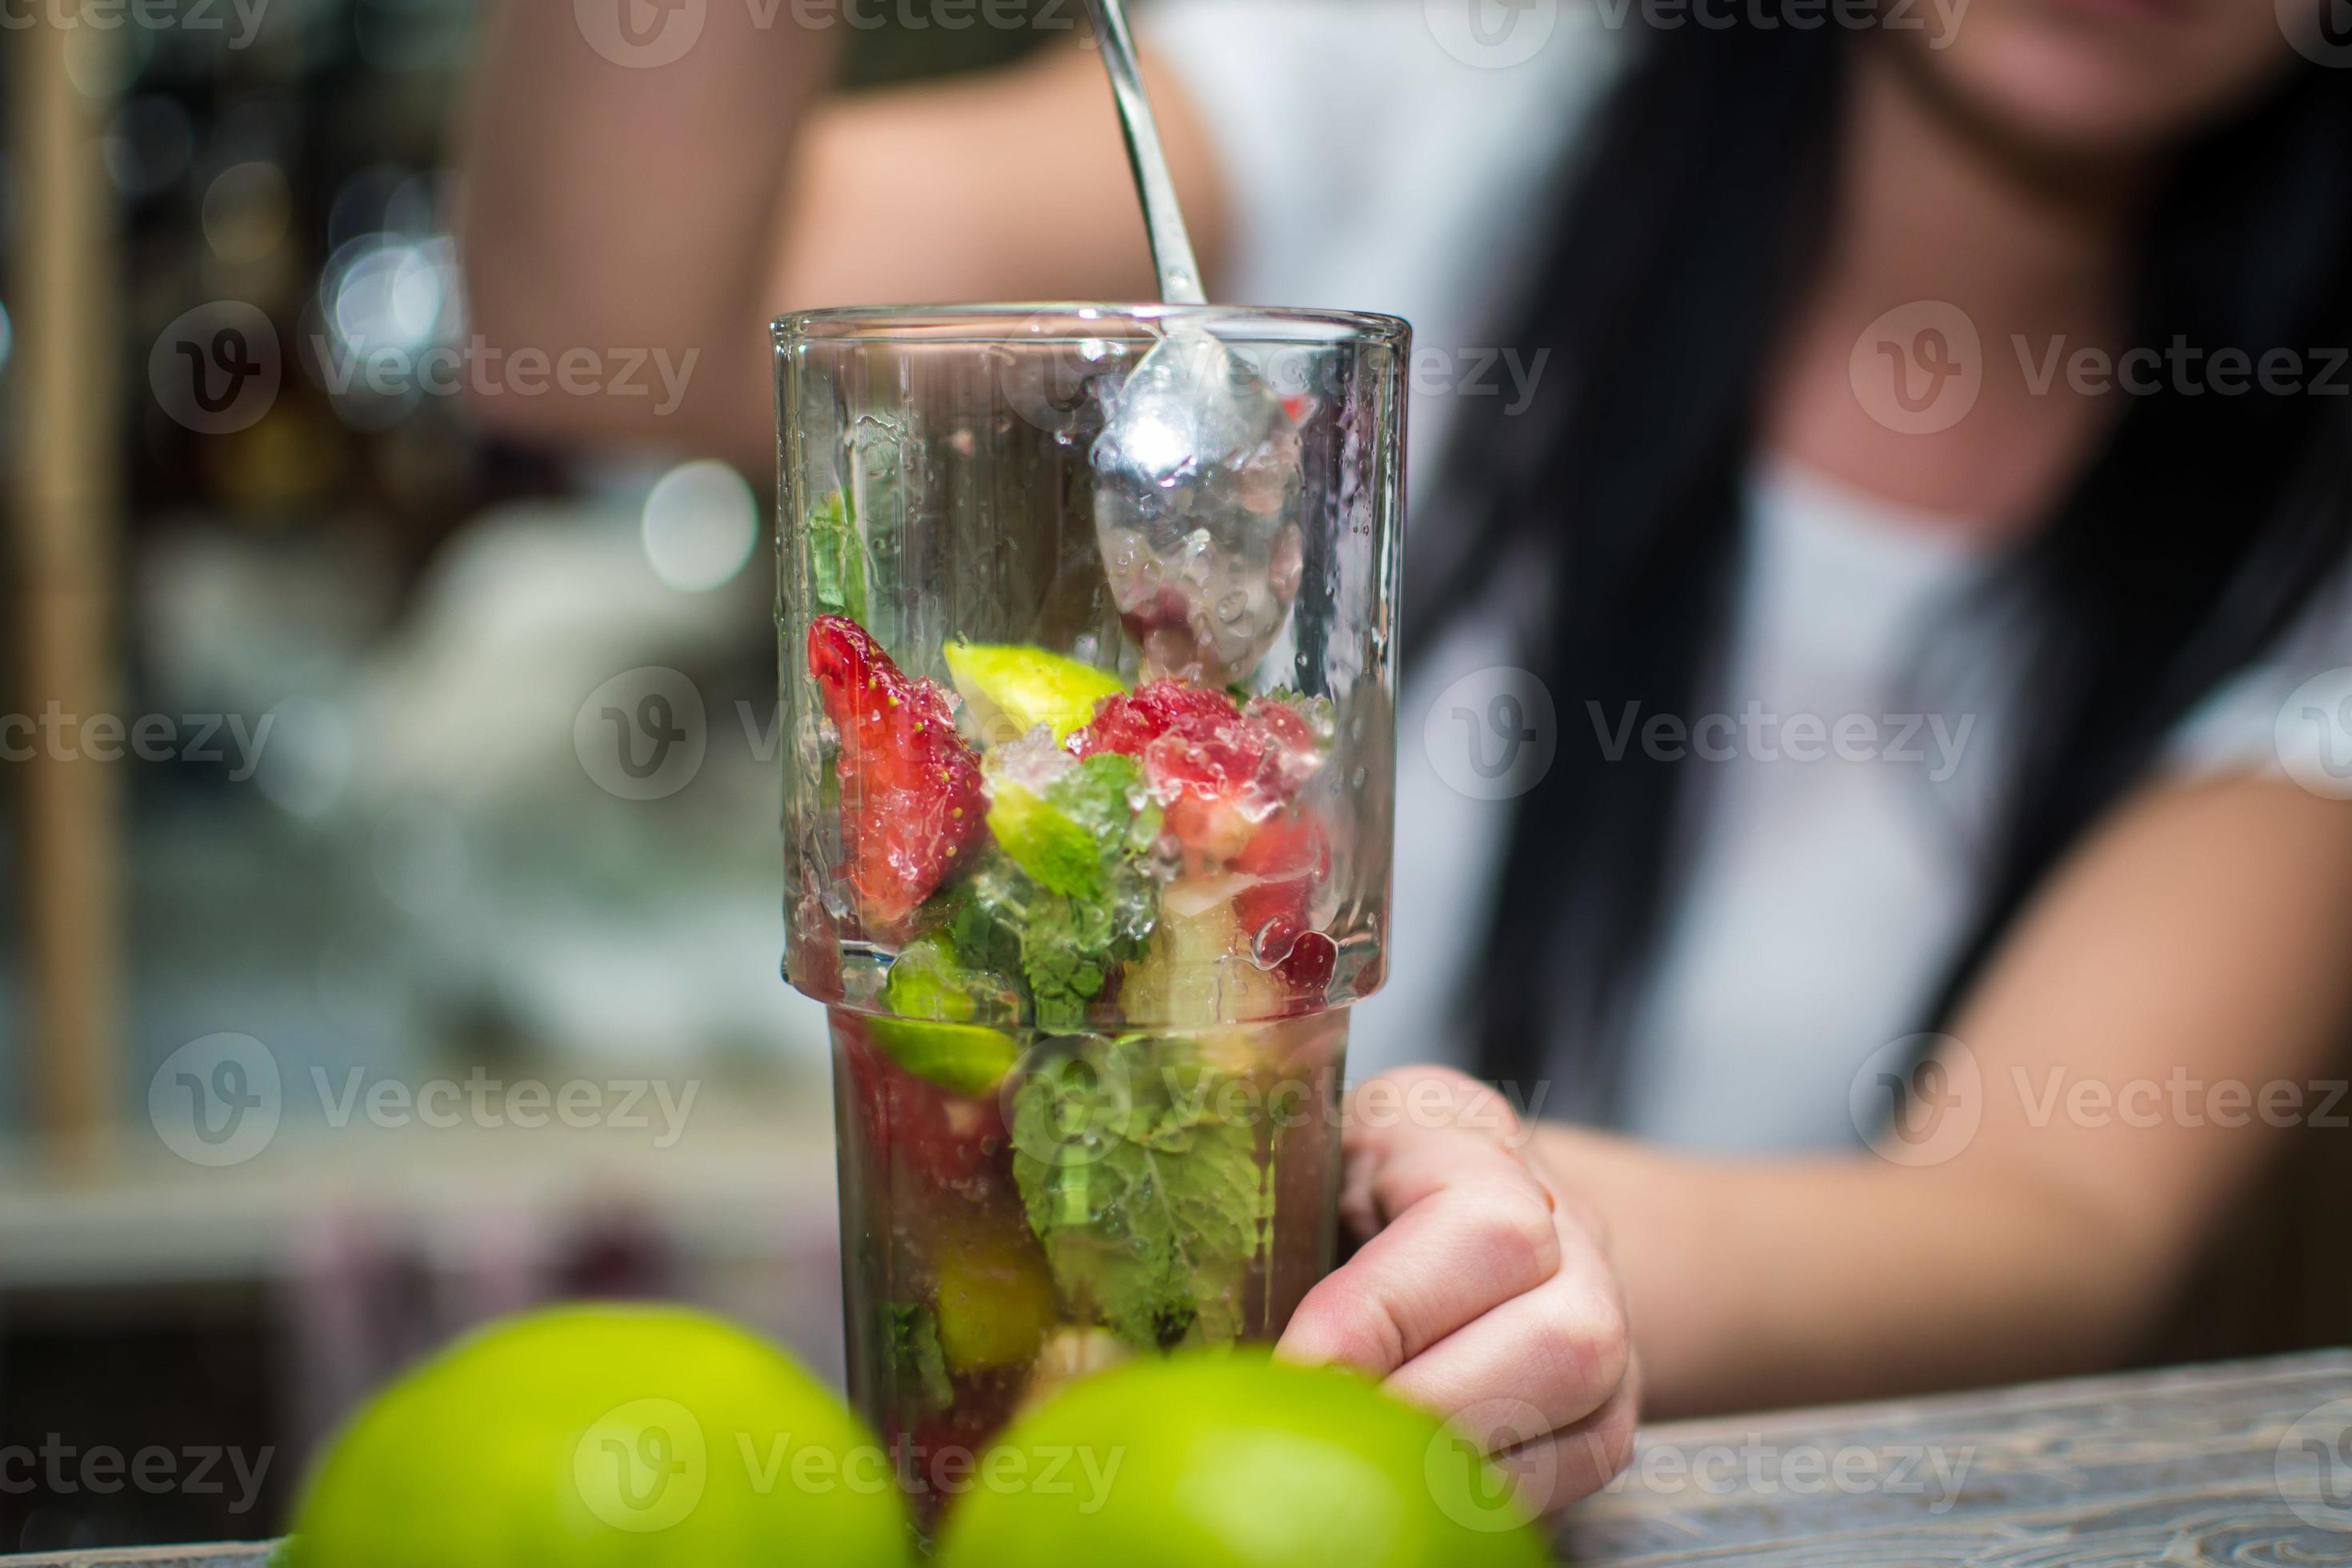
[1424,19,2352,1117]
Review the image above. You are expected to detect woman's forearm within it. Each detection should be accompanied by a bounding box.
[1534,779,2352,1420]
[1530,1129,2170,1418]
[453,0,836,448]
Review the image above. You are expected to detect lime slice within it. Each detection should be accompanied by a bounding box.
[885,930,984,1022]
[946,642,1125,744]
[870,1018,1021,1098]
[934,1244,1057,1374]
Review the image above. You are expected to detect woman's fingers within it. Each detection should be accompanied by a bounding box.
[1281,1064,1639,1515]
[1383,1238,1632,1441]
[1486,1356,1642,1514]
[1279,1142,1562,1374]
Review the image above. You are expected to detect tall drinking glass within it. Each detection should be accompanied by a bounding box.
[774,304,1407,1534]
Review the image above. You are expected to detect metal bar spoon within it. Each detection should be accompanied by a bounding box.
[1082,0,1306,686]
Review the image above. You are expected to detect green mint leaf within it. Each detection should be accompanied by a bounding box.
[1010,1037,1271,1353]
[990,752,1160,904]
[806,490,869,624]
[966,845,1158,1033]
[882,1299,953,1414]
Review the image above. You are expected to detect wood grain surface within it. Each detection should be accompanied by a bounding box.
[1555,1350,2352,1566]
[11,1351,2350,1566]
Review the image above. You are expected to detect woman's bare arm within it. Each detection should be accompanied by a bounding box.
[1536,774,2352,1418]
[453,5,1226,465]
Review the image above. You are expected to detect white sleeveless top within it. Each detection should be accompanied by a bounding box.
[1148,0,2352,1150]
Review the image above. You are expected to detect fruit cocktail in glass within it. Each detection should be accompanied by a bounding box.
[774,305,1407,1536]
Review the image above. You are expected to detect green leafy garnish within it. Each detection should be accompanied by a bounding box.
[882,1300,953,1414]
[1011,1037,1272,1352]
[987,752,1161,903]
[966,852,1158,1032]
[806,490,869,624]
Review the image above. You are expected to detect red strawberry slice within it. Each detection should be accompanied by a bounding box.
[1233,812,1336,998]
[1070,681,1326,862]
[1068,678,1240,761]
[809,614,986,929]
[1245,695,1327,796]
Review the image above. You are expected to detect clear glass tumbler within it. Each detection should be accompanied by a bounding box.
[774,304,1407,1534]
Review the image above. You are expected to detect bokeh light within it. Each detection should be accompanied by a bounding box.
[642,460,759,593]
[201,161,293,264]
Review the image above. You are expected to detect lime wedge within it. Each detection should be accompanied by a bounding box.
[870,1018,1021,1099]
[934,1245,1057,1375]
[946,642,1125,744]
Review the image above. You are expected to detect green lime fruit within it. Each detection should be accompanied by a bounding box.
[935,1350,1549,1568]
[282,1304,910,1568]
[874,932,1022,1098]
[934,1244,1058,1374]
[869,1018,1021,1099]
[946,642,1125,744]
[984,752,1159,903]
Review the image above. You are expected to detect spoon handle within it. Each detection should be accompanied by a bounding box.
[1082,0,1208,306]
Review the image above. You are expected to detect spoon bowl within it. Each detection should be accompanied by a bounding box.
[1082,0,1306,684]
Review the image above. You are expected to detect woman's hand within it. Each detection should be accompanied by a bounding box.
[1278,1066,1638,1512]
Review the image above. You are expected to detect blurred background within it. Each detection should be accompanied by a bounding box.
[0,4,1067,1553]
[10,0,2352,1554]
